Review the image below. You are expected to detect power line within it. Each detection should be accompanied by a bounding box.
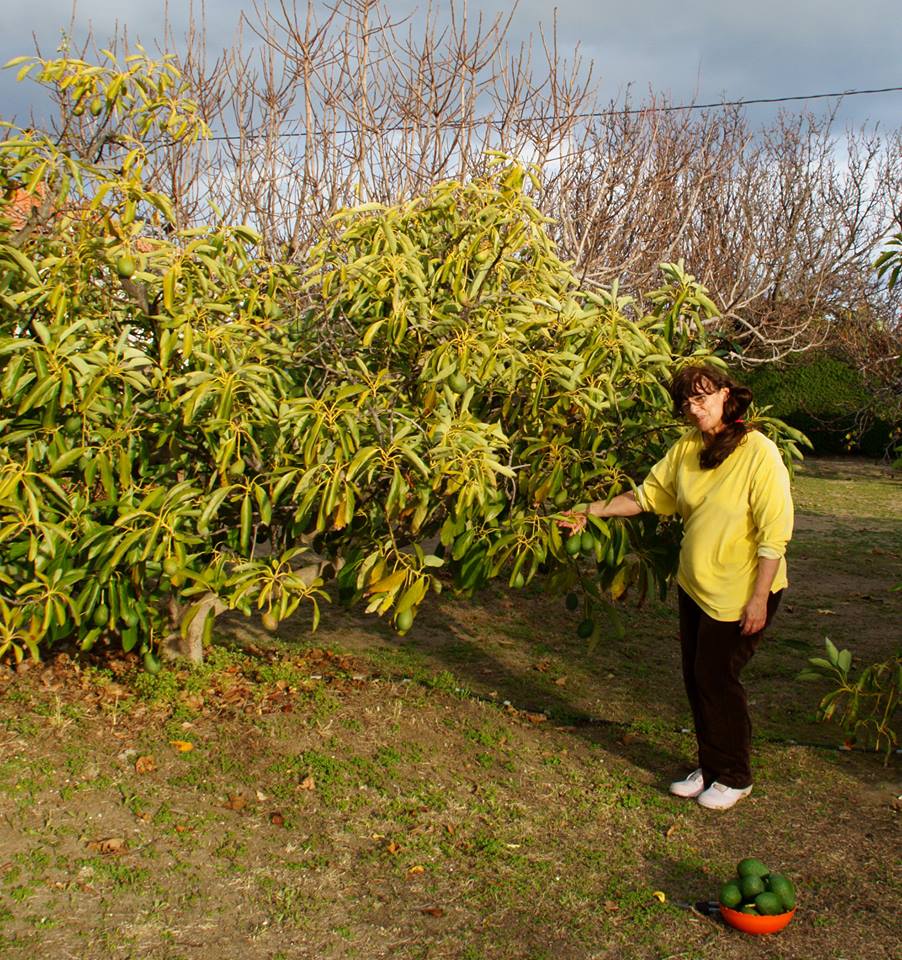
[203,84,902,142]
[616,85,902,114]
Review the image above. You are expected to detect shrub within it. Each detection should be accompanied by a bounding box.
[743,354,898,458]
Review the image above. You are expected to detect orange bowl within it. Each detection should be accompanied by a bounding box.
[719,904,796,934]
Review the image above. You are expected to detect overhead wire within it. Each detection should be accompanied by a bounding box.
[201,84,902,142]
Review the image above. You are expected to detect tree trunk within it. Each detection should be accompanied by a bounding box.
[162,592,226,663]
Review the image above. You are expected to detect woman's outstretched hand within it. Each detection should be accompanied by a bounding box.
[557,509,588,535]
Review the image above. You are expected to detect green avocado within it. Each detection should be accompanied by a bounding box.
[719,882,742,909]
[754,892,784,916]
[739,874,765,900]
[737,857,769,878]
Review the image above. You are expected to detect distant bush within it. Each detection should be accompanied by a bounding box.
[743,355,899,459]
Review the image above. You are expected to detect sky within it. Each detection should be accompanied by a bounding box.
[1,0,900,131]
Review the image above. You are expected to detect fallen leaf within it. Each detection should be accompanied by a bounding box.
[298,774,316,791]
[553,676,568,686]
[620,732,639,745]
[604,900,619,912]
[525,712,547,724]
[86,837,127,855]
[816,609,835,615]
[169,739,194,752]
[444,824,455,835]
[371,833,385,841]
[255,789,268,802]
[386,841,401,855]
[224,795,247,811]
[408,864,425,875]
[664,823,679,839]
[269,811,285,826]
[134,755,155,775]
[421,907,445,918]
[652,891,667,903]
[175,825,188,833]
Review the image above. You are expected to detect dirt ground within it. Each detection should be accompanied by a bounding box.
[0,456,899,960]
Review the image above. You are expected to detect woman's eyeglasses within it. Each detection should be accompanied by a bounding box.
[681,392,716,413]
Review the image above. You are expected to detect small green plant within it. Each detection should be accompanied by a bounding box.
[798,637,900,760]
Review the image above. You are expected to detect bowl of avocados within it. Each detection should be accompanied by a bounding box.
[719,857,797,934]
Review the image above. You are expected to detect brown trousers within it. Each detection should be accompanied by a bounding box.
[677,587,783,789]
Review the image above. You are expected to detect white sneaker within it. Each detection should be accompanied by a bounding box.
[669,768,706,798]
[697,782,752,810]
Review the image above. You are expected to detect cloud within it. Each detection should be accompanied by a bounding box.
[488,0,902,127]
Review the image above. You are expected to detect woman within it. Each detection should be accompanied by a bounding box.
[561,363,794,810]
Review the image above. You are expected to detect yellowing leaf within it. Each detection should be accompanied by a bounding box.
[366,567,406,596]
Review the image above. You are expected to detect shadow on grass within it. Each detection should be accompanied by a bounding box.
[258,584,698,794]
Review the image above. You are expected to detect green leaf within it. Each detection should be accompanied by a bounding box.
[121,624,140,652]
[797,669,824,682]
[807,657,834,671]
[49,447,87,474]
[197,485,234,533]
[824,637,840,667]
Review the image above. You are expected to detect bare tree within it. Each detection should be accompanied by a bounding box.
[28,0,902,382]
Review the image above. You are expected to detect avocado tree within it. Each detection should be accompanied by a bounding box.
[0,50,804,665]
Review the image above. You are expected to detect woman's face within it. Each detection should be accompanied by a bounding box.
[681,380,729,434]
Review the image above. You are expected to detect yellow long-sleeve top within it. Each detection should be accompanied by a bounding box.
[635,429,794,621]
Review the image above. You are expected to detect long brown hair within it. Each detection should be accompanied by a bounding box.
[668,363,753,469]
